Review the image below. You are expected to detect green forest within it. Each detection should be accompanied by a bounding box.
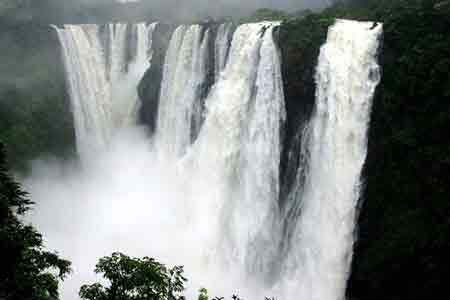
[1,0,449,299]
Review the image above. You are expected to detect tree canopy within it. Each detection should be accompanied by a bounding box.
[79,253,187,300]
[0,142,72,300]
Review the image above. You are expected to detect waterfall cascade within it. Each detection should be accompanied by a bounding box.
[280,19,383,300]
[54,22,157,159]
[41,19,382,300]
[214,23,234,78]
[181,23,285,282]
[154,24,211,159]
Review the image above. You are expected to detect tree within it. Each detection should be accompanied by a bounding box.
[198,288,208,300]
[79,252,187,300]
[0,142,71,300]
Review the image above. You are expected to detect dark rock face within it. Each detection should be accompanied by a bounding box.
[137,23,176,134]
[269,19,329,272]
[277,19,326,208]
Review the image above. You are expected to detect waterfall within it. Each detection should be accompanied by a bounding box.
[180,23,285,285]
[107,23,128,82]
[54,23,157,159]
[280,19,382,300]
[41,19,381,300]
[154,25,211,159]
[214,23,234,78]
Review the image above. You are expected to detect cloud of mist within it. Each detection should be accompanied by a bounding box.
[124,0,334,18]
[24,127,264,300]
[112,0,333,11]
[28,0,334,23]
[24,128,182,300]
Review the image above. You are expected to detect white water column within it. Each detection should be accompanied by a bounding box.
[214,23,234,78]
[154,25,211,159]
[178,23,285,293]
[281,19,382,300]
[54,23,157,159]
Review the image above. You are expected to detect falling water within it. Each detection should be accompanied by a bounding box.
[180,23,285,287]
[31,19,381,300]
[154,25,211,159]
[214,23,234,78]
[107,23,128,82]
[280,19,382,300]
[54,23,157,159]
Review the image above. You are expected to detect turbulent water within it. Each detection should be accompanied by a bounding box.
[27,20,382,300]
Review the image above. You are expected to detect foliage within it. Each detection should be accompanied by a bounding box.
[0,143,72,300]
[350,1,450,299]
[79,253,187,300]
[0,22,75,171]
[198,288,208,300]
[240,8,291,23]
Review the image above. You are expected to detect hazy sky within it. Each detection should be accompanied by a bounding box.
[115,0,333,9]
[133,0,331,10]
[112,0,334,18]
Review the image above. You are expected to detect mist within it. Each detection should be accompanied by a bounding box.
[100,0,334,14]
[125,0,334,19]
[24,128,213,300]
[24,125,280,300]
[7,0,335,24]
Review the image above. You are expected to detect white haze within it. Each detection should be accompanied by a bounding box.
[25,126,253,300]
[89,0,335,19]
[114,0,333,11]
[24,19,382,300]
